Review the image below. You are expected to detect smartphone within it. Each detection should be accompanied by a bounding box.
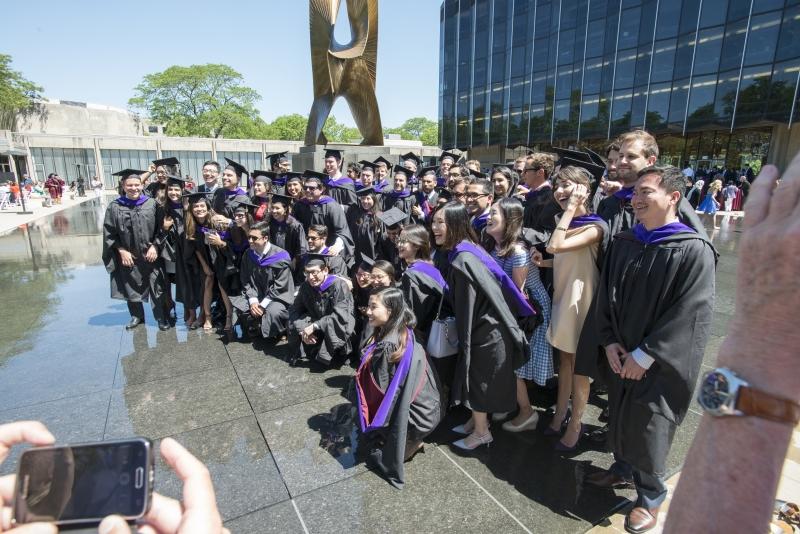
[12,438,154,527]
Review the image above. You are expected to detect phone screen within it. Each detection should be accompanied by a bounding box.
[13,438,153,525]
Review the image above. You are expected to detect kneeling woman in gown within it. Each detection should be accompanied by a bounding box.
[355,287,443,489]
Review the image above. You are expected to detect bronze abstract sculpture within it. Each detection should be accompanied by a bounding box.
[305,0,384,146]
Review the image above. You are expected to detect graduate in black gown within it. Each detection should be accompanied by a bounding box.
[351,255,375,359]
[432,202,532,451]
[300,224,348,277]
[283,173,304,202]
[382,166,418,224]
[249,171,273,222]
[396,224,446,344]
[322,149,357,208]
[376,208,406,278]
[230,222,295,341]
[267,194,307,281]
[346,187,382,271]
[144,157,180,202]
[589,167,716,530]
[211,158,251,218]
[411,167,440,223]
[102,171,169,330]
[293,174,354,263]
[267,151,291,194]
[288,255,355,366]
[437,151,458,187]
[160,175,202,327]
[355,287,443,489]
[399,152,422,191]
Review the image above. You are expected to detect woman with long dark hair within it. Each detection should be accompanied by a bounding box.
[431,202,530,450]
[484,197,553,432]
[397,224,446,344]
[250,172,272,222]
[490,166,519,199]
[355,287,442,488]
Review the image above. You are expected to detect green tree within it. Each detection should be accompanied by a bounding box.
[0,54,43,130]
[129,64,262,139]
[323,115,361,143]
[266,114,307,140]
[399,117,437,139]
[420,123,439,146]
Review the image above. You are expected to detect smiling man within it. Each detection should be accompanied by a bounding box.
[465,178,494,234]
[591,166,716,533]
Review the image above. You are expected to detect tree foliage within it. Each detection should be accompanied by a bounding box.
[0,54,43,130]
[128,64,262,139]
[384,116,439,145]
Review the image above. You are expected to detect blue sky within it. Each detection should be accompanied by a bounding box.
[2,0,442,128]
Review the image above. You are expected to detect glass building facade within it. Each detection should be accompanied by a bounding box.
[439,0,800,166]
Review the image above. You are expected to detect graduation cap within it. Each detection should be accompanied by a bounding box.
[166,174,191,186]
[491,162,511,169]
[436,188,453,202]
[112,169,147,177]
[303,170,329,181]
[181,191,210,203]
[358,254,375,271]
[551,147,593,165]
[377,207,407,228]
[267,152,289,167]
[355,186,378,196]
[418,165,438,177]
[232,199,260,213]
[586,148,606,167]
[358,160,377,172]
[324,148,343,161]
[469,170,487,179]
[152,157,180,168]
[304,252,332,268]
[270,193,294,207]
[284,171,304,181]
[400,152,422,167]
[439,151,459,162]
[252,170,276,183]
[392,165,414,177]
[559,157,605,182]
[223,158,249,178]
[373,156,393,168]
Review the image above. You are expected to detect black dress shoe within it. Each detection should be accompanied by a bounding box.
[158,320,171,331]
[126,317,143,330]
[624,506,659,533]
[585,470,635,489]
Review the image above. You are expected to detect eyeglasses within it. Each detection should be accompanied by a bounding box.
[247,235,262,242]
[452,192,466,199]
[465,193,489,201]
[303,185,319,191]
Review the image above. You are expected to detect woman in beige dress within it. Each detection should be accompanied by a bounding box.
[533,166,606,450]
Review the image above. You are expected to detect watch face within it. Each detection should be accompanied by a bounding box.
[700,371,731,412]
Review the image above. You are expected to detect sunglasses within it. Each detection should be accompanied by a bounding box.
[303,185,319,191]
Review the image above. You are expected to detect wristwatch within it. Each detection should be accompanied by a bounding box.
[698,367,800,425]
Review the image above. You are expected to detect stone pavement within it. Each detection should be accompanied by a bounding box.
[0,199,790,533]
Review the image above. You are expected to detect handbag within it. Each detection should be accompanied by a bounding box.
[426,293,459,358]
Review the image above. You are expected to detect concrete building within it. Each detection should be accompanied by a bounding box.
[439,0,800,171]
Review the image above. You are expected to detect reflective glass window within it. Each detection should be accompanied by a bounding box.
[656,0,681,39]
[692,26,725,75]
[680,0,702,35]
[634,45,652,87]
[492,51,507,82]
[586,19,606,57]
[510,76,526,109]
[766,59,800,122]
[639,1,657,45]
[651,39,677,83]
[492,0,510,54]
[630,86,648,127]
[700,0,728,28]
[559,29,577,64]
[776,6,800,63]
[605,15,620,55]
[674,33,695,80]
[583,57,604,94]
[614,48,637,89]
[580,94,600,129]
[529,103,550,142]
[686,74,718,128]
[618,7,642,49]
[556,65,573,99]
[727,0,751,22]
[511,45,528,77]
[753,0,785,15]
[582,94,610,137]
[719,19,748,72]
[744,12,782,66]
[668,78,690,125]
[735,65,773,125]
[714,69,741,125]
[531,72,548,104]
[646,82,671,129]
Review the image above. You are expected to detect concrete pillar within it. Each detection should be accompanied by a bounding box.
[93,137,104,185]
[211,140,217,163]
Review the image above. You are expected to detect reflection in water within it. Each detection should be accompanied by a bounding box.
[309,401,361,469]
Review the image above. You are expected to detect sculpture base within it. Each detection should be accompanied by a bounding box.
[292,143,441,173]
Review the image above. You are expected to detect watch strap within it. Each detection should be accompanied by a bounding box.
[738,386,800,425]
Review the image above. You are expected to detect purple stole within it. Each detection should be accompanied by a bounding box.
[632,222,695,244]
[274,175,287,187]
[301,196,335,205]
[355,328,416,431]
[316,274,337,292]
[416,192,433,217]
[168,201,183,211]
[224,187,247,196]
[327,176,352,188]
[568,213,604,228]
[248,248,290,267]
[387,189,411,199]
[613,187,635,202]
[116,196,148,208]
[472,212,489,232]
[407,261,448,292]
[199,226,230,240]
[449,241,536,318]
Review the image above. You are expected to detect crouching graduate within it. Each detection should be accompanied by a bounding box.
[102,170,168,330]
[355,288,443,489]
[591,166,716,534]
[230,222,295,341]
[288,255,355,366]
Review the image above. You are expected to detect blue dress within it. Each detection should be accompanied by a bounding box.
[490,247,554,385]
[698,193,718,214]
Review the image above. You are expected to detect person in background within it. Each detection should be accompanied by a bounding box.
[197,160,221,197]
[250,171,273,222]
[722,180,738,212]
[45,173,64,204]
[698,177,723,229]
[355,287,443,488]
[490,165,519,199]
[91,175,104,197]
[268,194,306,281]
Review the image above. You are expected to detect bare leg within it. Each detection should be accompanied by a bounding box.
[549,352,575,432]
[217,283,233,330]
[508,378,535,426]
[459,410,491,448]
[202,274,214,330]
[561,373,590,447]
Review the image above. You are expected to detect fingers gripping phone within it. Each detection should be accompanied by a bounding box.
[12,438,154,526]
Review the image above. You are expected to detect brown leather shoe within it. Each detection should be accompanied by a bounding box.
[624,506,659,533]
[585,470,635,489]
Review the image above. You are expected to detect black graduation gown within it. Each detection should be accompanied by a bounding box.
[596,231,716,475]
[400,266,445,344]
[376,234,404,278]
[184,229,240,295]
[159,205,202,308]
[299,251,349,277]
[269,216,307,279]
[447,250,529,413]
[326,180,358,209]
[597,195,708,240]
[289,277,356,363]
[102,198,167,312]
[230,245,295,338]
[346,207,380,269]
[211,188,250,218]
[523,187,560,236]
[293,198,355,261]
[358,332,443,489]
[144,181,166,201]
[382,192,419,224]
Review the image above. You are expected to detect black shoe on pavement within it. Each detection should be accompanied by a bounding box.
[126,317,143,330]
[158,320,171,331]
